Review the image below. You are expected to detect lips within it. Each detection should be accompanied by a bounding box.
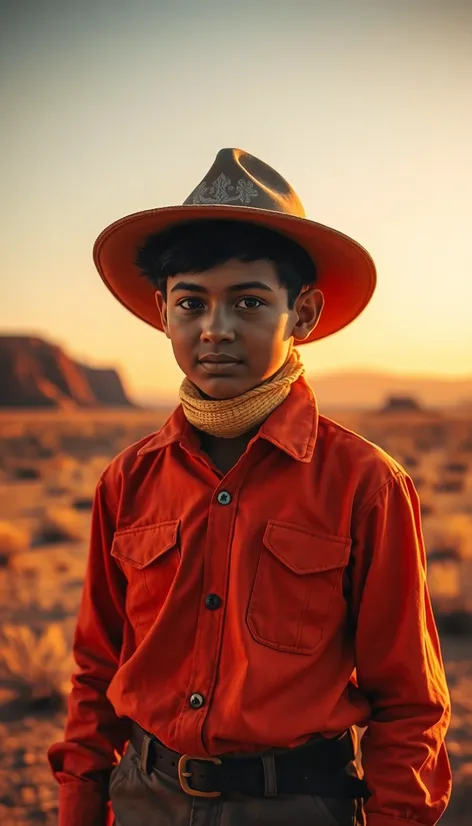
[198,354,243,375]
[199,354,242,364]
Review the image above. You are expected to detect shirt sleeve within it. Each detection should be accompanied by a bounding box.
[48,475,131,826]
[351,471,452,826]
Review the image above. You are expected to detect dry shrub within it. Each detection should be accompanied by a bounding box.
[0,624,72,709]
[420,501,435,517]
[4,555,40,583]
[88,455,110,475]
[443,460,469,475]
[403,455,419,469]
[46,487,72,498]
[43,454,82,491]
[11,466,42,481]
[435,609,472,636]
[73,455,111,499]
[434,479,465,494]
[72,496,94,511]
[423,513,472,560]
[35,506,85,545]
[19,565,40,579]
[0,569,70,613]
[427,559,461,601]
[418,449,446,476]
[46,454,80,475]
[0,521,30,565]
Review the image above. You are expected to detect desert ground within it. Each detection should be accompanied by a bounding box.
[0,404,471,825]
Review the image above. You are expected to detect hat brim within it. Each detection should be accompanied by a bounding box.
[93,204,376,344]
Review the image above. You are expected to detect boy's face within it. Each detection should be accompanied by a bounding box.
[155,258,324,399]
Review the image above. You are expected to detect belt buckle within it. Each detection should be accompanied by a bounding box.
[178,754,222,797]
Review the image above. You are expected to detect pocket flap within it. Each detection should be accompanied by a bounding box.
[263,521,351,575]
[111,520,180,569]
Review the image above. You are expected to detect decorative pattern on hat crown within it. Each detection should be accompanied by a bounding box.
[191,173,259,205]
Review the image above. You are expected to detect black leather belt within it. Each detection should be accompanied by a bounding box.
[131,723,370,800]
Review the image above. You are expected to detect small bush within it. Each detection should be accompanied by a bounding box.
[403,455,419,469]
[12,466,41,481]
[436,610,472,636]
[20,566,40,579]
[429,547,461,563]
[34,507,85,545]
[443,462,468,474]
[421,503,435,517]
[423,513,472,560]
[0,522,30,565]
[45,485,71,497]
[434,479,465,494]
[43,454,82,491]
[0,624,73,709]
[72,497,94,512]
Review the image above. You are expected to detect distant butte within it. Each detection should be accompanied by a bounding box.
[380,395,424,413]
[0,335,135,408]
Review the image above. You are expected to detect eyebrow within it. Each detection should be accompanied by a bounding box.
[170,280,275,294]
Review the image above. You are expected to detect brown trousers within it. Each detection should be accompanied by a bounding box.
[109,742,367,826]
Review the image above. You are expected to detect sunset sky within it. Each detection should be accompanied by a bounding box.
[1,0,471,403]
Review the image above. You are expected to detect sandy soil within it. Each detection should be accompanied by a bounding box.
[0,406,471,824]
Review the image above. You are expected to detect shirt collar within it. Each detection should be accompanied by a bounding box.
[136,376,318,463]
[258,375,318,462]
[137,405,188,455]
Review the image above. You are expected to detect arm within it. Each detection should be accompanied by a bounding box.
[48,475,131,826]
[352,471,452,826]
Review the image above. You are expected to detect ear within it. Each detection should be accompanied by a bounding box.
[154,290,170,338]
[291,288,324,341]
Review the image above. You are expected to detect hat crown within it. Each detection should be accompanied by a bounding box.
[184,148,306,218]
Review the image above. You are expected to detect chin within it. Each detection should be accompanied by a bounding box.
[195,377,249,400]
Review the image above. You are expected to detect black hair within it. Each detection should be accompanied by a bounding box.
[135,219,317,309]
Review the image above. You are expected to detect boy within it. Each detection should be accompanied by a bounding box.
[48,148,452,826]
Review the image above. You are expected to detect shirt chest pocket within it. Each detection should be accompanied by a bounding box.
[246,521,351,656]
[111,520,181,628]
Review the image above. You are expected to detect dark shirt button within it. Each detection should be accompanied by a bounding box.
[205,593,221,610]
[189,693,204,709]
[217,490,232,505]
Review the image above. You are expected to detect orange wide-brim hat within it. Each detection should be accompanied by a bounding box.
[93,148,376,344]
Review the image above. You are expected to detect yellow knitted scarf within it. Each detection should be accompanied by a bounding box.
[179,349,304,438]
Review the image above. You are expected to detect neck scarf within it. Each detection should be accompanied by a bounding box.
[179,349,304,439]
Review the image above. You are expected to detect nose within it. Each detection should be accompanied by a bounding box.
[200,306,236,344]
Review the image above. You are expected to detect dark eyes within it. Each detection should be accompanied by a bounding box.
[177,297,264,311]
[236,297,264,309]
[177,298,203,310]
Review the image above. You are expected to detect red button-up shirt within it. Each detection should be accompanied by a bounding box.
[48,377,452,826]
